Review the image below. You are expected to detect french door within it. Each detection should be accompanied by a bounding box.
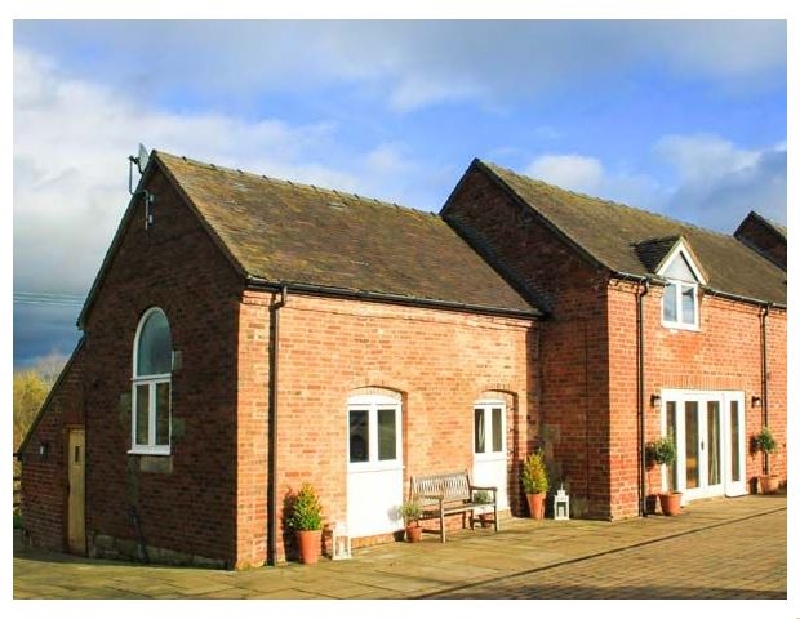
[660,390,747,504]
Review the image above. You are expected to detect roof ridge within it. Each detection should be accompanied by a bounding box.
[155,149,439,219]
[478,159,744,242]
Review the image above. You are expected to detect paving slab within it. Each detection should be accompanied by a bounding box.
[12,493,787,601]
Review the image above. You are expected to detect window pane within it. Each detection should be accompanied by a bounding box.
[663,283,677,322]
[492,408,503,452]
[685,401,699,489]
[707,401,721,486]
[377,409,396,461]
[681,286,696,325]
[135,384,149,445]
[730,401,741,482]
[474,409,485,454]
[349,410,369,463]
[666,401,677,492]
[137,309,173,376]
[155,383,170,446]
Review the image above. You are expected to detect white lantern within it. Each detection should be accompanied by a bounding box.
[332,521,352,560]
[554,483,570,521]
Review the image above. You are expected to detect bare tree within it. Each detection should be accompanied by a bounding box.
[31,350,68,387]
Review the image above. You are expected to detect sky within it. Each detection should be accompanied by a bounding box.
[10,13,790,369]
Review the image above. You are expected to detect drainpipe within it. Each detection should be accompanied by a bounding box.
[636,279,650,517]
[761,303,771,476]
[267,285,288,566]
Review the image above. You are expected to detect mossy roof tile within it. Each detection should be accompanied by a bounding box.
[156,151,536,314]
[480,161,786,305]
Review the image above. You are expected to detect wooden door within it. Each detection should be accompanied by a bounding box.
[67,428,85,554]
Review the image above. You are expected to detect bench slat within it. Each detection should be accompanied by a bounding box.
[409,471,498,542]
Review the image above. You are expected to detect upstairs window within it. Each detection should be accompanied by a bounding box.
[662,280,698,329]
[131,308,172,455]
[659,242,704,331]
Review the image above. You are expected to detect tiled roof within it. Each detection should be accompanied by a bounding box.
[155,152,538,315]
[478,160,786,305]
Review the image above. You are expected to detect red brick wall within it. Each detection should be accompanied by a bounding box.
[236,291,535,565]
[78,166,243,565]
[443,166,612,519]
[608,281,787,519]
[20,344,86,551]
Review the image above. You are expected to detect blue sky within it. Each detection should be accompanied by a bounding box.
[11,16,789,369]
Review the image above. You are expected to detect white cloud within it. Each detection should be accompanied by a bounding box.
[14,20,786,113]
[526,154,605,194]
[12,46,429,302]
[523,135,786,234]
[654,134,786,232]
[654,134,761,184]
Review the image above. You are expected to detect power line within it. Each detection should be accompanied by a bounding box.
[14,290,85,307]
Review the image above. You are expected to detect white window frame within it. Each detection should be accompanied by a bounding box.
[658,241,704,332]
[473,400,506,460]
[346,395,402,473]
[661,280,700,331]
[130,307,172,456]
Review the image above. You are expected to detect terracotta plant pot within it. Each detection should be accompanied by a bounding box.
[759,475,780,494]
[526,493,545,520]
[405,524,422,543]
[296,529,322,564]
[658,492,681,516]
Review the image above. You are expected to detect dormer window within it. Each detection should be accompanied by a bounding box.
[657,239,705,331]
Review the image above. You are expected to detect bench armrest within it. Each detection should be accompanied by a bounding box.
[469,485,498,492]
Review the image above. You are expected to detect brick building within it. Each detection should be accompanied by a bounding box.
[19,151,786,568]
[443,159,787,520]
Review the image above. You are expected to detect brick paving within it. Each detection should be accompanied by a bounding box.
[12,493,787,601]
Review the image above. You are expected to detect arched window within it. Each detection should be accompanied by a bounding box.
[131,308,172,454]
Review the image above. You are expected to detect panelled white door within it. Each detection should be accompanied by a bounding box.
[661,390,747,505]
[472,401,508,510]
[346,395,404,537]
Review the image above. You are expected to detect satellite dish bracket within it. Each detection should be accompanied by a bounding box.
[127,143,155,229]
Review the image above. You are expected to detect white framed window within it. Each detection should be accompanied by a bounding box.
[130,307,172,455]
[662,281,699,330]
[347,395,402,472]
[658,240,704,331]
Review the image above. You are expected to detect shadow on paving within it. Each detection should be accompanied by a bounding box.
[419,583,786,600]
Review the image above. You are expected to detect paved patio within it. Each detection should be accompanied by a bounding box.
[13,492,787,600]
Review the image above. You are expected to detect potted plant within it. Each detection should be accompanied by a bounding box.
[399,497,423,543]
[473,489,492,527]
[521,450,549,520]
[647,434,681,516]
[287,482,324,564]
[754,426,780,494]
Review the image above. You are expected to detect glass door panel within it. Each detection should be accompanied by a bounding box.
[707,401,721,487]
[684,401,699,489]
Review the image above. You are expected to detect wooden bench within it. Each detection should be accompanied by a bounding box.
[410,471,498,542]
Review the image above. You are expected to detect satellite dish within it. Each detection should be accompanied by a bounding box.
[136,143,149,174]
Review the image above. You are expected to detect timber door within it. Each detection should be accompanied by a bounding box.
[67,428,86,554]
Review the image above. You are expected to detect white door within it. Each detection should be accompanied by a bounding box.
[723,393,747,497]
[346,395,404,537]
[472,401,508,510]
[661,390,746,505]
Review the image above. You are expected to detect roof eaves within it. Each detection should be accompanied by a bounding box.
[246,276,544,320]
[17,338,85,457]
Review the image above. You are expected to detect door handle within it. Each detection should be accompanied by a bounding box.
[701,441,705,450]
